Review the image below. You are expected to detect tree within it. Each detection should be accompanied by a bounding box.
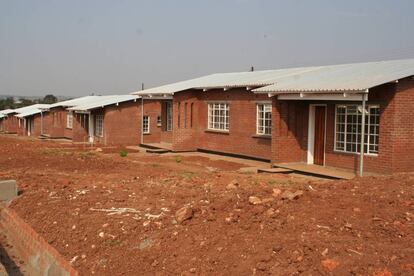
[42,94,58,104]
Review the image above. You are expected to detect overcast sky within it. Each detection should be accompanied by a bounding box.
[1,0,414,97]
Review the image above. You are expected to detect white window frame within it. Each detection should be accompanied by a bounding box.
[334,104,380,156]
[95,114,104,137]
[66,111,73,129]
[166,102,173,131]
[207,102,229,131]
[157,115,162,126]
[143,115,150,134]
[256,103,272,135]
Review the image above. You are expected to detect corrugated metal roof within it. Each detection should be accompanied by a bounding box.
[15,104,51,118]
[132,58,414,96]
[0,109,15,115]
[253,59,414,93]
[132,67,321,96]
[68,95,140,112]
[12,104,50,114]
[47,96,102,109]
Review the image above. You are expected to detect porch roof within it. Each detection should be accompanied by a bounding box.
[0,109,15,115]
[253,58,414,95]
[15,104,51,118]
[47,96,103,109]
[67,95,140,112]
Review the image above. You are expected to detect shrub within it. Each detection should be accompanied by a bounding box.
[119,150,128,157]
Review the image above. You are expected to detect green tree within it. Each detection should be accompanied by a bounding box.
[42,94,58,104]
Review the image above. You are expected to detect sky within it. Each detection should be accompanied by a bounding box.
[1,0,414,97]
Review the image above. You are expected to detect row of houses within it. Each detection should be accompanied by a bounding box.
[1,58,414,175]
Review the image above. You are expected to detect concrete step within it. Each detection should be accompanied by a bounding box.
[257,167,293,174]
[146,148,170,154]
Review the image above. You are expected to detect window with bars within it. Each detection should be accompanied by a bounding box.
[257,103,272,135]
[166,102,173,131]
[66,112,73,129]
[95,115,104,137]
[335,105,380,155]
[208,103,229,131]
[143,116,150,134]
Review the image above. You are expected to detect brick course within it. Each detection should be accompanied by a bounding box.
[0,203,78,275]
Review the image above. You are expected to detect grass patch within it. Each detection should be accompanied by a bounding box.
[79,151,96,159]
[108,239,122,247]
[180,171,196,180]
[41,148,72,156]
[267,178,293,187]
[119,150,128,157]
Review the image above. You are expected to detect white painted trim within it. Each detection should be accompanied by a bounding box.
[307,104,327,165]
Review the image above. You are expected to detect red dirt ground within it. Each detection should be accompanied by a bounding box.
[1,135,413,275]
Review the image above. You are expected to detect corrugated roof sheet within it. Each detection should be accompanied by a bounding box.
[47,96,102,109]
[132,58,414,96]
[15,104,51,118]
[0,109,15,115]
[68,95,140,112]
[132,67,320,96]
[12,104,50,114]
[253,59,414,93]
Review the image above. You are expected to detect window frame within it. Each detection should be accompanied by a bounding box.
[94,114,104,137]
[207,102,230,131]
[166,102,173,131]
[143,115,150,134]
[334,104,380,156]
[256,103,272,135]
[66,111,73,129]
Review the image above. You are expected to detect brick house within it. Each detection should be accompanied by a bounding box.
[134,59,414,174]
[0,105,49,135]
[42,96,102,139]
[66,95,165,146]
[15,105,51,137]
[0,109,19,134]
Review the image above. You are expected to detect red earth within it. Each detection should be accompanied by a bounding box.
[0,135,413,275]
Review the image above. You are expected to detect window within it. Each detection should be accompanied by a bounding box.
[66,112,73,129]
[95,115,104,137]
[190,103,193,128]
[184,103,188,128]
[335,105,380,155]
[157,115,162,126]
[257,103,272,135]
[166,102,173,131]
[208,103,229,131]
[143,116,150,134]
[178,102,181,128]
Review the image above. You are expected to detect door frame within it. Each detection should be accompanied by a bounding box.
[307,104,327,165]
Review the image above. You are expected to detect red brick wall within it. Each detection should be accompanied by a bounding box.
[3,115,19,133]
[271,99,309,163]
[0,204,78,275]
[47,107,73,139]
[93,101,141,146]
[72,113,89,143]
[142,100,163,144]
[172,89,272,160]
[391,78,414,172]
